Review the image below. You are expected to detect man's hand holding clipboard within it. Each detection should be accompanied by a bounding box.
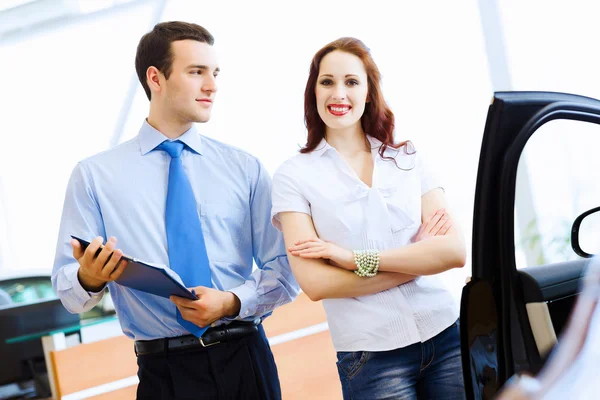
[70,235,198,301]
[71,236,128,292]
[70,236,241,327]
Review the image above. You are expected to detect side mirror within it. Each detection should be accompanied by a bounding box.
[571,206,600,258]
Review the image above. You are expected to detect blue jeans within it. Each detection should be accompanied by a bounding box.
[336,320,465,400]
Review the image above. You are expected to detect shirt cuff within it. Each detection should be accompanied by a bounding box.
[225,283,257,320]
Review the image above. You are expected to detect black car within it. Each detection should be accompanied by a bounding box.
[461,91,600,399]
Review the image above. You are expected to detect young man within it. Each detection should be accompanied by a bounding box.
[52,21,298,399]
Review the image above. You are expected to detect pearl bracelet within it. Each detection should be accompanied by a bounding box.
[353,249,380,277]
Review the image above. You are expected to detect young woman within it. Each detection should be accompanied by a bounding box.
[271,37,467,399]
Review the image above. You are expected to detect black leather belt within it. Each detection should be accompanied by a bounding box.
[134,321,259,356]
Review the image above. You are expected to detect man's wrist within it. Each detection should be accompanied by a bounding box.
[224,291,241,317]
[77,269,106,292]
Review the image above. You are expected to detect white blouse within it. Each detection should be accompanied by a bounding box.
[271,136,459,352]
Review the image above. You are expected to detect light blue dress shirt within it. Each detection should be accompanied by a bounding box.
[52,121,299,340]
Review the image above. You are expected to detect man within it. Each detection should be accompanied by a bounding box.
[52,21,298,399]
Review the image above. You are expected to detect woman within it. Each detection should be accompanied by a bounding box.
[271,37,467,399]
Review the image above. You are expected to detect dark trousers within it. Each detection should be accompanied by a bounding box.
[136,325,281,400]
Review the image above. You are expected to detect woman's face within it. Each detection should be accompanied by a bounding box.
[315,50,369,132]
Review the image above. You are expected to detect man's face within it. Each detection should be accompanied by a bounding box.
[160,40,219,124]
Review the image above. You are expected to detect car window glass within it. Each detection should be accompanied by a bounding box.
[514,120,600,268]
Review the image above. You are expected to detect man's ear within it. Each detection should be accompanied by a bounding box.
[146,66,162,94]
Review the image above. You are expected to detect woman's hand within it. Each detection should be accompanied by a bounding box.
[414,208,452,242]
[288,238,355,270]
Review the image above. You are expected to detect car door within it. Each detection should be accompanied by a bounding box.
[460,91,600,399]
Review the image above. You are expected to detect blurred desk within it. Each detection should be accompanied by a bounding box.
[6,314,118,400]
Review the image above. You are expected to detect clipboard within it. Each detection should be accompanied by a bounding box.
[70,236,198,301]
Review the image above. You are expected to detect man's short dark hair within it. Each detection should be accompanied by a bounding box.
[135,21,214,100]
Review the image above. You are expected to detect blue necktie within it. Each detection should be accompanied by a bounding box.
[158,140,212,337]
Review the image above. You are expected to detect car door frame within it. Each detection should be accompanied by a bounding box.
[460,91,600,399]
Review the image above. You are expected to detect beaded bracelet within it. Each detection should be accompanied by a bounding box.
[353,249,380,277]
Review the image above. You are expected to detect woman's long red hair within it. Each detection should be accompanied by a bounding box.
[301,37,411,160]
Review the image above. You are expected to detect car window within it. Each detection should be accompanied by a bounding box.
[514,120,600,268]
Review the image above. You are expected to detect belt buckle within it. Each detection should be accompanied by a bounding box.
[199,337,220,348]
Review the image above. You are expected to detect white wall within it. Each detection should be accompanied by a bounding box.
[0,0,518,303]
[0,0,157,277]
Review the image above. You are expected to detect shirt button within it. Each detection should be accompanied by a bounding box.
[245,310,249,316]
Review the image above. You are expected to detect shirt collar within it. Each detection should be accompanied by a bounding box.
[310,135,386,158]
[138,120,204,156]
[310,138,335,158]
[367,135,382,152]
[367,135,407,159]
